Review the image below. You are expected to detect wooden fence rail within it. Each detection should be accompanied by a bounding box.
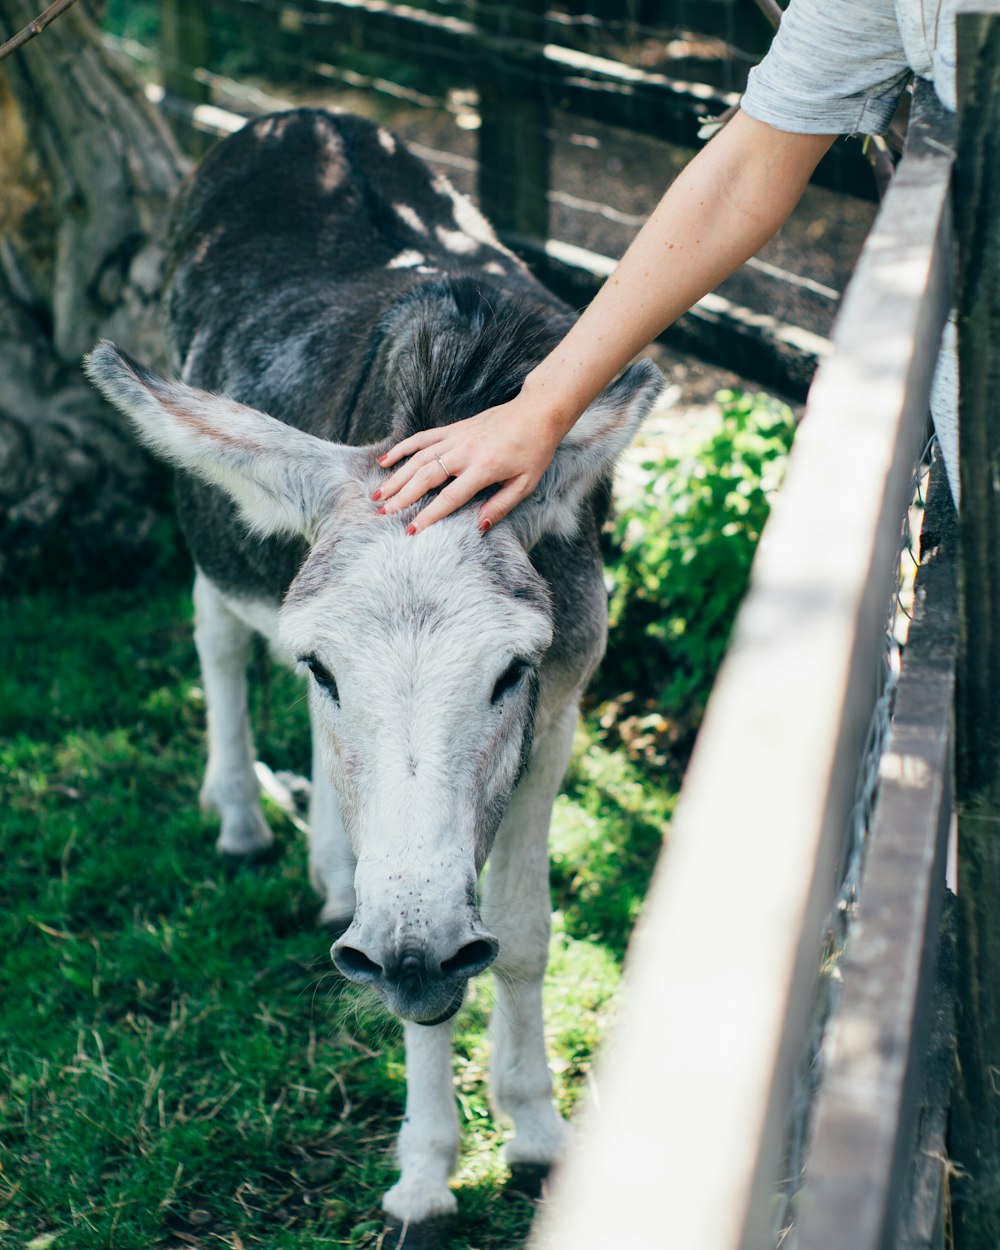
[794,452,956,1248]
[217,0,878,197]
[532,79,955,1250]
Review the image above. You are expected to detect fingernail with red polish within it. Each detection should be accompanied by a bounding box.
[376,506,386,516]
[479,518,492,533]
[378,454,390,464]
[371,489,382,501]
[406,523,417,536]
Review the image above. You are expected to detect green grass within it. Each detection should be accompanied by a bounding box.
[0,581,672,1250]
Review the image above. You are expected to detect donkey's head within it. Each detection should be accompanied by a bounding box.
[85,341,661,1023]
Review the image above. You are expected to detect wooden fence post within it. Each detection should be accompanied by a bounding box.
[160,0,210,153]
[529,78,951,1250]
[473,0,550,241]
[952,4,1000,1244]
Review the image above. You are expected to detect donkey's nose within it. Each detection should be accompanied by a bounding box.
[332,942,383,984]
[381,938,499,983]
[332,933,499,988]
[333,929,499,1024]
[438,937,499,979]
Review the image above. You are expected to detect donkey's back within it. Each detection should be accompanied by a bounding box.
[165,109,576,601]
[165,109,553,439]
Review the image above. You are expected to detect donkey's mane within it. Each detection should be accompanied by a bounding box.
[385,276,570,439]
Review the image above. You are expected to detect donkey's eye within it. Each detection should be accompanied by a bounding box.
[302,654,339,702]
[491,659,530,704]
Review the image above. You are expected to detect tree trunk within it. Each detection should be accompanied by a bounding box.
[0,0,187,590]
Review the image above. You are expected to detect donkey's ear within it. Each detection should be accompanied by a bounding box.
[510,358,663,549]
[84,341,358,540]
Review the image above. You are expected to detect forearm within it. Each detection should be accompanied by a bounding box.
[377,111,838,533]
[524,110,837,433]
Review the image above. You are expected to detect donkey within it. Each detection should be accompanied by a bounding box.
[85,108,661,1237]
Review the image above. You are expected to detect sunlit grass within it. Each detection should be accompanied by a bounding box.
[0,581,671,1249]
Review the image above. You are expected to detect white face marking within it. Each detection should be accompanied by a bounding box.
[279,518,553,965]
[388,249,426,269]
[482,261,505,275]
[393,203,429,236]
[378,128,397,153]
[435,225,479,255]
[280,513,554,1013]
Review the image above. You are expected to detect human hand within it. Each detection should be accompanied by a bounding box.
[373,392,568,535]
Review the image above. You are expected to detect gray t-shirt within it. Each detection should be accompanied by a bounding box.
[741,0,960,504]
[741,0,957,135]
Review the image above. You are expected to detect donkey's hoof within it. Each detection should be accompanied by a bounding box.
[383,1215,455,1250]
[214,804,275,860]
[506,1161,552,1200]
[218,841,281,876]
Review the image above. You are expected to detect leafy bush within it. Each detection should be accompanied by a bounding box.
[600,389,796,740]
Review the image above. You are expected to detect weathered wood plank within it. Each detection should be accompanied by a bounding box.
[509,233,829,401]
[793,449,958,1250]
[127,62,832,401]
[897,890,957,1250]
[159,0,211,153]
[474,0,550,238]
[204,0,880,199]
[951,5,1000,1245]
[530,80,952,1250]
[555,0,766,45]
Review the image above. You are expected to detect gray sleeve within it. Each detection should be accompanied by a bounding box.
[741,0,911,135]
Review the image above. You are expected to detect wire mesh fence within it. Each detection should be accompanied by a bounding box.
[772,434,937,1246]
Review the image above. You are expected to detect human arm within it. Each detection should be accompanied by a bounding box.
[377,110,837,533]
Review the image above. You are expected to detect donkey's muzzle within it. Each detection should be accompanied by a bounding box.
[332,931,499,1024]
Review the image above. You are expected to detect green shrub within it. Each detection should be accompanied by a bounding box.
[600,389,796,736]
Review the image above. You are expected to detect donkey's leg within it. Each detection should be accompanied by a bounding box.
[383,1020,459,1228]
[307,710,356,929]
[193,570,273,858]
[482,702,577,1172]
